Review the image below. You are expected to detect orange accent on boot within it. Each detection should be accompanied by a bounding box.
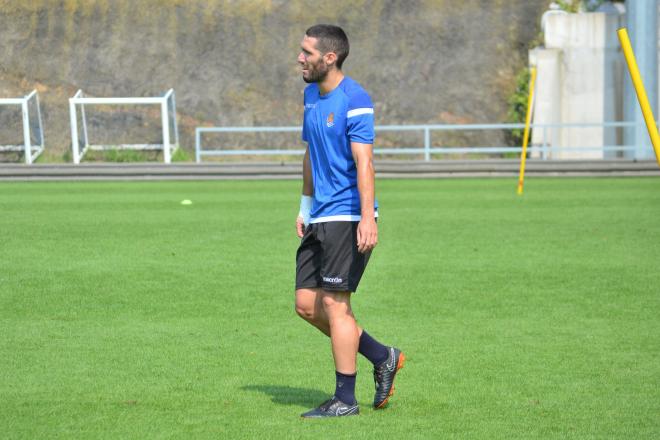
[375,352,406,409]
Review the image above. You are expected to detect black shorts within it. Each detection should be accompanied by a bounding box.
[295,221,372,293]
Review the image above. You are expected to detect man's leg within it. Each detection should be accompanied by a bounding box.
[296,288,366,337]
[296,288,360,404]
[295,288,330,336]
[295,289,388,363]
[295,288,391,366]
[297,222,403,416]
[321,290,359,407]
[321,290,359,375]
[318,289,404,410]
[296,223,386,358]
[299,289,360,418]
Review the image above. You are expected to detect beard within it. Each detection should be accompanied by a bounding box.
[302,60,330,83]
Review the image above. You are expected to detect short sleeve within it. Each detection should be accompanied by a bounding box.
[346,91,374,144]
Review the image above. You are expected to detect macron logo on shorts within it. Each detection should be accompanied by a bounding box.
[323,276,343,285]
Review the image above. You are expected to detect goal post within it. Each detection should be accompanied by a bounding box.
[0,90,45,164]
[69,89,179,164]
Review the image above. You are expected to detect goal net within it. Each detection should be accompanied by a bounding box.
[69,89,179,163]
[0,90,44,164]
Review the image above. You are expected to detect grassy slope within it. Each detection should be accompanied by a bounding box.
[0,178,658,439]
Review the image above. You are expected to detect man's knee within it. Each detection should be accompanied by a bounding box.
[295,289,319,321]
[295,302,315,321]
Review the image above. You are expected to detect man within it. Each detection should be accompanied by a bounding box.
[294,24,405,418]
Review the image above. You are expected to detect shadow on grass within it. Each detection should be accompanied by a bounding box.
[242,384,328,408]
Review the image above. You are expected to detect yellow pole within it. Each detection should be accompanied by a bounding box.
[517,66,537,196]
[617,28,660,167]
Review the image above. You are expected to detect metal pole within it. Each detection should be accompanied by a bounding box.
[618,28,660,166]
[424,127,430,161]
[21,100,32,164]
[80,103,89,149]
[161,100,171,163]
[70,99,80,164]
[171,91,179,148]
[517,67,537,196]
[35,93,45,148]
[624,0,658,160]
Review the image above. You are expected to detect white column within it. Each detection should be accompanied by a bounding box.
[21,101,32,164]
[70,99,80,164]
[161,100,171,164]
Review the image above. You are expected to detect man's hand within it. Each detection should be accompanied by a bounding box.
[357,217,377,253]
[296,216,306,238]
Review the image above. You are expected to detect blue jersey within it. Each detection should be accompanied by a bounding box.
[302,76,378,223]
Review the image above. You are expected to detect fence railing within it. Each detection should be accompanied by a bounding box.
[195,121,640,163]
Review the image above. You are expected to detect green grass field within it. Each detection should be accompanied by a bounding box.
[1,177,659,439]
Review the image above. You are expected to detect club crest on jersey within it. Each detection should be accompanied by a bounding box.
[326,112,335,128]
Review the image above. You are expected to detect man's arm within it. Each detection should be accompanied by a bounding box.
[296,146,313,238]
[302,145,313,196]
[351,141,377,253]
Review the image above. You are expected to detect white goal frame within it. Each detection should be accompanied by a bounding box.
[69,89,179,164]
[0,90,45,164]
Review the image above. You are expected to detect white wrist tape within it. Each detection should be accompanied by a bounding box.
[299,195,312,224]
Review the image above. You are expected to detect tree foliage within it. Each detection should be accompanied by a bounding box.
[506,67,531,145]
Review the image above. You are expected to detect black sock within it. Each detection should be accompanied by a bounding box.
[358,330,389,366]
[334,371,357,405]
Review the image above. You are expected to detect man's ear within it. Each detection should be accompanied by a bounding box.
[324,51,338,67]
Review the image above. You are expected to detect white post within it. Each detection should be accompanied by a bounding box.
[21,100,32,164]
[35,93,45,149]
[424,127,431,161]
[70,99,80,164]
[80,103,89,149]
[161,100,171,163]
[170,91,179,148]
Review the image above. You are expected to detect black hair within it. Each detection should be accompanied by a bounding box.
[305,24,350,69]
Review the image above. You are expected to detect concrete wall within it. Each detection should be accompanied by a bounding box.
[530,8,625,159]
